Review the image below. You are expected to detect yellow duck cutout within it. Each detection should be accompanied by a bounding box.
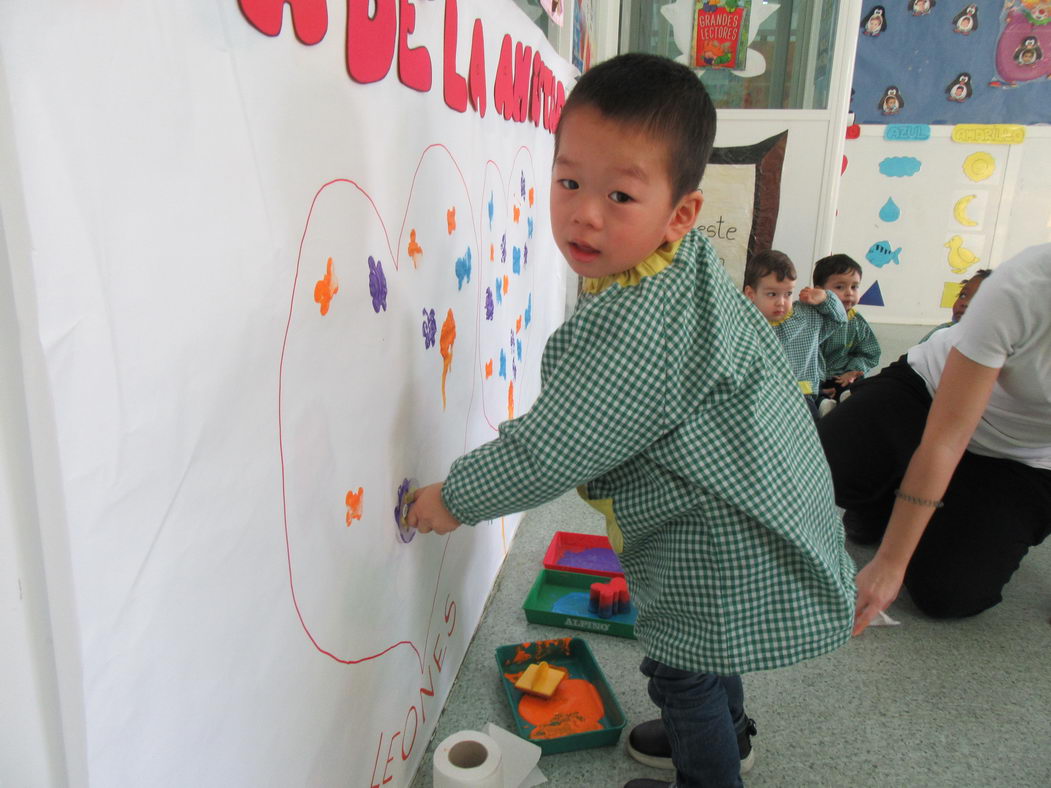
[945,235,980,273]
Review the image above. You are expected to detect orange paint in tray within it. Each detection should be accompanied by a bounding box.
[495,637,626,754]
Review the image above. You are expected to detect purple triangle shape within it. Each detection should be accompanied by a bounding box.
[859,280,884,307]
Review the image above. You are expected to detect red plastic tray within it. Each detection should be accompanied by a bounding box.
[542,531,624,578]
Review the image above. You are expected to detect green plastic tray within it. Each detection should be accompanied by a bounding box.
[523,568,637,639]
[494,637,626,754]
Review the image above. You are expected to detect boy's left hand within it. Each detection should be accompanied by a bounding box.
[407,482,462,535]
[798,287,827,305]
[835,370,863,386]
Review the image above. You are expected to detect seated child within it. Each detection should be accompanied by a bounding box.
[743,250,847,420]
[919,268,992,342]
[407,54,855,788]
[814,253,881,404]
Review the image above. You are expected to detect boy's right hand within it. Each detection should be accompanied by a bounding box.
[798,287,827,305]
[407,483,462,535]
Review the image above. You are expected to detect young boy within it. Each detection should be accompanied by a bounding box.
[743,250,847,419]
[408,54,855,788]
[919,268,992,342]
[813,254,881,405]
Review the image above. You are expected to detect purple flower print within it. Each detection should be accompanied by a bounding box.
[368,256,387,312]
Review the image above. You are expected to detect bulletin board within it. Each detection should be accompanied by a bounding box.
[853,1,1051,125]
[832,123,1051,324]
[0,1,573,785]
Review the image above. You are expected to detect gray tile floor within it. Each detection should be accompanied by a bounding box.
[412,324,1051,788]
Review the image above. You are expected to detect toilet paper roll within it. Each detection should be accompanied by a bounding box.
[433,730,504,788]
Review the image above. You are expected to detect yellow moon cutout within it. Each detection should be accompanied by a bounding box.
[953,194,978,227]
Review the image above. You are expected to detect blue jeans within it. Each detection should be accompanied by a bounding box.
[640,657,746,788]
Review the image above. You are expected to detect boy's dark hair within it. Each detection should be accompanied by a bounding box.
[555,53,717,202]
[812,253,863,287]
[744,250,796,290]
[964,268,993,284]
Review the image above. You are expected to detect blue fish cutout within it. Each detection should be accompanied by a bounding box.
[865,241,902,268]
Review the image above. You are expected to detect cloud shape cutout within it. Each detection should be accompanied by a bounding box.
[879,157,923,177]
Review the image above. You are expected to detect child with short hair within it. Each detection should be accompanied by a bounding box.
[408,53,854,788]
[919,268,992,342]
[813,253,881,404]
[743,250,847,419]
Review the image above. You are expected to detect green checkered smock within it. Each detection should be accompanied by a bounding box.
[441,229,855,674]
[820,309,881,378]
[769,296,847,395]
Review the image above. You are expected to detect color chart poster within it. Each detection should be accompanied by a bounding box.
[0,1,573,785]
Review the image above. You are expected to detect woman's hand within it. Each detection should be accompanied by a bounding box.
[853,554,906,635]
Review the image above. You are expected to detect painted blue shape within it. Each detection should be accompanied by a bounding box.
[495,277,503,305]
[879,157,922,177]
[487,193,494,227]
[454,247,472,290]
[859,280,885,307]
[865,241,902,268]
[884,124,931,141]
[879,198,901,223]
[527,217,534,239]
[524,294,532,328]
[499,349,507,379]
[512,247,521,274]
[516,339,522,361]
[550,591,637,625]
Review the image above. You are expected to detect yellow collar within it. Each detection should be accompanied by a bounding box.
[580,240,681,294]
[847,308,857,319]
[769,308,793,327]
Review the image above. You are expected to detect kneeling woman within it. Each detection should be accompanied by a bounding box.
[818,244,1051,632]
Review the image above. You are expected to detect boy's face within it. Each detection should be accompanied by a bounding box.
[744,273,795,322]
[952,277,982,322]
[551,105,701,279]
[822,270,862,310]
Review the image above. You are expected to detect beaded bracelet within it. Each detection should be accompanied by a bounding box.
[894,488,944,508]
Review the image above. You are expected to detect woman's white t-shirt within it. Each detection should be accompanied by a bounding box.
[908,243,1051,470]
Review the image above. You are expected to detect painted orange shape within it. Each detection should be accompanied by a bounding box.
[516,315,522,333]
[440,309,457,410]
[528,187,534,207]
[513,205,521,223]
[446,207,456,234]
[485,359,493,378]
[407,229,423,268]
[502,275,509,295]
[490,243,495,262]
[314,257,339,316]
[508,380,514,420]
[345,487,364,525]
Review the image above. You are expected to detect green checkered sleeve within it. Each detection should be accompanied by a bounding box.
[820,310,881,376]
[441,290,683,525]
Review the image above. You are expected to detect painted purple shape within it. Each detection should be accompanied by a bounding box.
[556,547,624,575]
[368,256,388,312]
[422,308,436,348]
[394,477,416,543]
[485,288,494,320]
[500,234,507,263]
[520,171,526,199]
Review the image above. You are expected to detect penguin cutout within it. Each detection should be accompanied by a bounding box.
[1013,36,1043,67]
[878,86,904,115]
[907,0,935,16]
[945,72,973,102]
[862,6,888,37]
[952,4,979,35]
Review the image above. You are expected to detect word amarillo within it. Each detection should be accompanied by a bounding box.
[239,0,567,132]
[369,595,458,787]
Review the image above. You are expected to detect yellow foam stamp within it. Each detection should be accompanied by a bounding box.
[515,661,568,700]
